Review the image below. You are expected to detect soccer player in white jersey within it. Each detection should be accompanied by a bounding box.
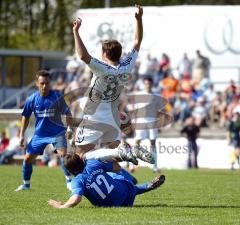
[70,5,153,165]
[134,76,170,172]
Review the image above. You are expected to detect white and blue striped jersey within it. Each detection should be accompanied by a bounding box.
[80,49,138,126]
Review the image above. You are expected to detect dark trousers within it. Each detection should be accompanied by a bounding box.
[187,140,198,169]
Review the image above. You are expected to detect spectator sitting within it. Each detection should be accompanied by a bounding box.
[0,132,9,155]
[52,73,67,95]
[225,80,237,103]
[158,53,170,80]
[0,130,21,165]
[226,95,239,120]
[159,72,179,105]
[203,83,217,117]
[179,73,193,100]
[192,97,208,127]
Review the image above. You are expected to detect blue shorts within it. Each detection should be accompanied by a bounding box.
[231,139,240,148]
[26,134,67,155]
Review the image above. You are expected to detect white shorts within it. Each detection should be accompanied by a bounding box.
[74,120,121,146]
[135,128,158,140]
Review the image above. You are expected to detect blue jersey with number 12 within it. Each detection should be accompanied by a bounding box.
[71,160,136,207]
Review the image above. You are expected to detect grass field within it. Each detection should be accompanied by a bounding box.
[0,166,239,225]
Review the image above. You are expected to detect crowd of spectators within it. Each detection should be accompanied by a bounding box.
[50,50,240,130]
[2,49,240,168]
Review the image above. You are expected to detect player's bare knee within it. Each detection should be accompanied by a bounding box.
[24,154,36,164]
[57,148,67,157]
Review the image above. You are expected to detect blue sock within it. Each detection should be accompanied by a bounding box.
[60,157,71,180]
[134,183,149,195]
[22,160,32,185]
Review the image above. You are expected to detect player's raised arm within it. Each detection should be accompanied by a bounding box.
[133,4,143,52]
[73,17,91,64]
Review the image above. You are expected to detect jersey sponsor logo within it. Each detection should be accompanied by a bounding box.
[36,109,55,118]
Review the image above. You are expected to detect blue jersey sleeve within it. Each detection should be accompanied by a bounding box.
[89,160,113,172]
[22,96,34,117]
[71,177,84,196]
[86,160,113,172]
[100,161,113,172]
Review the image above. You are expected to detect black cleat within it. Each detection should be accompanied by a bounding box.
[147,175,165,191]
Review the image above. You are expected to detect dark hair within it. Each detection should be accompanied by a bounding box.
[63,153,85,176]
[143,76,153,84]
[35,70,51,81]
[102,40,122,62]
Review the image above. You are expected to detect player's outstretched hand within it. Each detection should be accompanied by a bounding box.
[135,4,143,20]
[73,17,82,32]
[48,199,62,208]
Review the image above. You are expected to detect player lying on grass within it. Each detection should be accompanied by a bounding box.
[48,153,165,208]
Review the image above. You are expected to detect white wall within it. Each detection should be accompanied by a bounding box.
[75,6,240,68]
[124,137,235,170]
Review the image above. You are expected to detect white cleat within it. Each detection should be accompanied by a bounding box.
[15,184,30,192]
[118,144,138,165]
[66,180,72,191]
[133,145,155,164]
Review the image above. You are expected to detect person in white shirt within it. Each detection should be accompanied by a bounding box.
[133,76,170,172]
[69,5,154,166]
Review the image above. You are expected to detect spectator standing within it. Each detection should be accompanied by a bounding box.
[177,53,192,79]
[180,117,200,169]
[192,50,211,89]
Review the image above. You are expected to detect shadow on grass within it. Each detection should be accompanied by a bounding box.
[134,204,240,209]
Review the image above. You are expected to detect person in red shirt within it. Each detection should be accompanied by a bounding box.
[0,132,9,154]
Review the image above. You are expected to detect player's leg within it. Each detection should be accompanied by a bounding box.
[74,126,139,164]
[134,174,165,195]
[133,129,155,164]
[15,137,47,191]
[54,134,73,190]
[149,128,159,172]
[15,153,39,191]
[84,144,138,165]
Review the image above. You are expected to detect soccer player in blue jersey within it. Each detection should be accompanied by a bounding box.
[15,70,73,191]
[48,153,165,208]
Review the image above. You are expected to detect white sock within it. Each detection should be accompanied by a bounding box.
[65,176,71,181]
[85,148,119,161]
